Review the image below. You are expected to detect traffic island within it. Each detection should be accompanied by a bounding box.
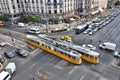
[111,59,120,69]
[0,34,37,53]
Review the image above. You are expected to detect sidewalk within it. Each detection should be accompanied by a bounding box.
[0,34,26,48]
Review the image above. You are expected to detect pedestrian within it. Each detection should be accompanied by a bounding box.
[31,77,34,80]
[99,40,101,43]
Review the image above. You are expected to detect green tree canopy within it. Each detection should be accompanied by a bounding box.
[115,0,120,5]
[0,15,9,21]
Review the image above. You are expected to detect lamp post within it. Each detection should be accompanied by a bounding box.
[45,0,48,34]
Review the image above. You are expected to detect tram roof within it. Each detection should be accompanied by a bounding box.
[27,35,81,58]
[57,40,99,57]
[72,45,99,57]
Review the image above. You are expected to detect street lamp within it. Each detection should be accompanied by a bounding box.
[45,0,48,34]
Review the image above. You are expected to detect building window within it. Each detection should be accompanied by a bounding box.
[54,0,57,2]
[48,0,51,2]
[41,10,43,13]
[54,10,57,14]
[40,0,43,3]
[13,5,15,9]
[60,10,62,13]
[17,0,19,3]
[49,10,51,14]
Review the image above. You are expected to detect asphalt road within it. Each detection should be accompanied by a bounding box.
[0,9,120,80]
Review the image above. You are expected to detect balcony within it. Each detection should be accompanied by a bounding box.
[47,2,64,5]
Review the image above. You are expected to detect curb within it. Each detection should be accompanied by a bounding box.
[30,48,40,54]
[111,59,120,69]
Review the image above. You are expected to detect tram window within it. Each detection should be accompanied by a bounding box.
[72,56,76,59]
[48,46,51,49]
[89,55,94,58]
[80,52,84,55]
[45,45,47,48]
[94,56,97,59]
[84,54,89,57]
[35,41,39,44]
[41,43,44,46]
[63,45,66,47]
[68,54,71,58]
[54,48,56,51]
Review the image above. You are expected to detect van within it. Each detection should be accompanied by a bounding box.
[4,62,16,74]
[17,23,25,27]
[28,27,40,34]
[0,71,11,80]
[99,42,116,51]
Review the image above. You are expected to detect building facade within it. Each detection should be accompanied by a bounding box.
[0,0,108,24]
[0,0,77,24]
[77,0,108,18]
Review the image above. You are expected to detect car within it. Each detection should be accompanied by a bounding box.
[15,49,28,57]
[114,51,120,58]
[4,50,15,58]
[28,27,40,34]
[0,39,6,47]
[93,27,99,32]
[88,31,93,35]
[82,44,96,50]
[83,30,89,34]
[60,36,72,42]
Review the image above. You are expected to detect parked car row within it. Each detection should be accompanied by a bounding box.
[83,11,120,35]
[4,49,28,58]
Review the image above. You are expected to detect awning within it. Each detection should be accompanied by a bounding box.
[91,10,99,15]
[64,16,69,19]
[73,14,80,19]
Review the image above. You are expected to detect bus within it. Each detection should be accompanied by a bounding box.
[26,35,82,65]
[38,35,99,64]
[0,21,5,26]
[75,24,88,34]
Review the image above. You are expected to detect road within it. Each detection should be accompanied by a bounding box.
[0,9,120,80]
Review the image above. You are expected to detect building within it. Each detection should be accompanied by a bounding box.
[0,0,22,22]
[0,0,77,24]
[77,0,108,18]
[99,0,108,11]
[0,0,108,24]
[107,0,117,9]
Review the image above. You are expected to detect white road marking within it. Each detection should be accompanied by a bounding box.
[41,54,50,61]
[46,71,54,76]
[54,65,62,70]
[80,76,85,80]
[30,63,36,68]
[68,66,77,75]
[68,69,74,75]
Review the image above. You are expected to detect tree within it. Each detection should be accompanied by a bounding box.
[0,15,9,21]
[115,0,120,6]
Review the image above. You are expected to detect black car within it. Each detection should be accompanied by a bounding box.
[4,50,15,58]
[15,49,28,57]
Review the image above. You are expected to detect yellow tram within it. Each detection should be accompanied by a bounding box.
[26,35,82,65]
[38,35,99,64]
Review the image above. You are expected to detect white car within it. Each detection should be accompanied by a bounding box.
[114,51,120,58]
[82,44,96,50]
[28,27,40,34]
